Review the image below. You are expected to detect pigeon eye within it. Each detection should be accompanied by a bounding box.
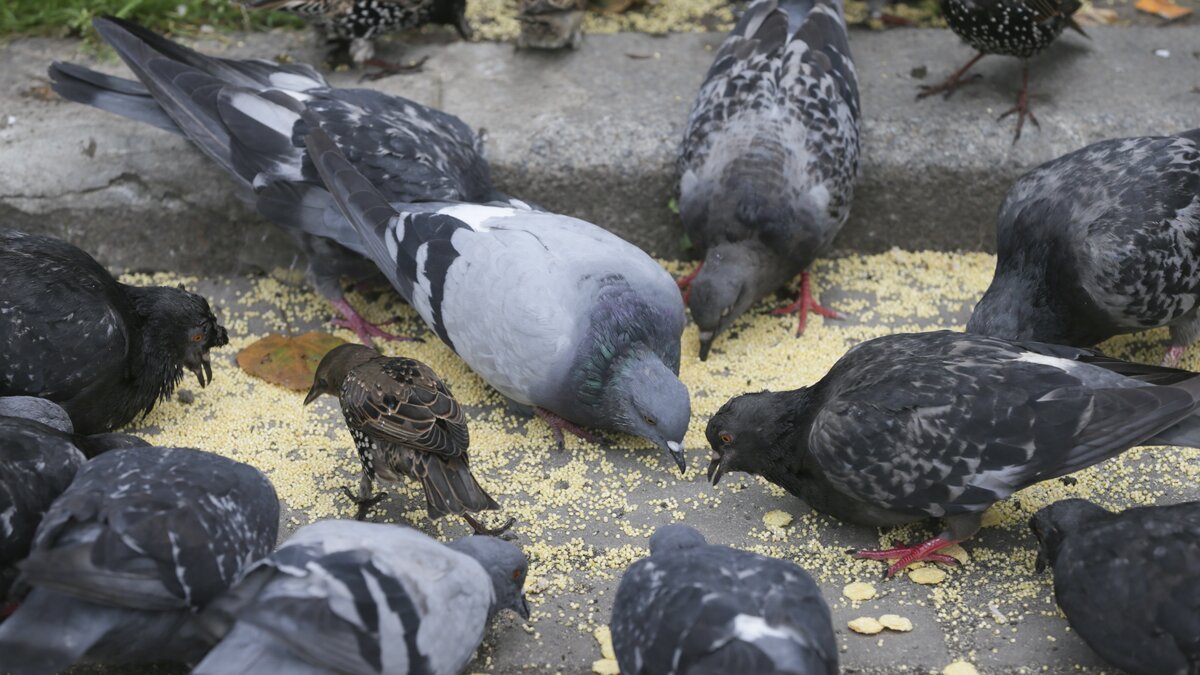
[511,568,523,581]
[719,432,733,444]
[643,415,657,426]
[191,333,204,343]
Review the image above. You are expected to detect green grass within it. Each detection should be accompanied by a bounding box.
[0,0,303,39]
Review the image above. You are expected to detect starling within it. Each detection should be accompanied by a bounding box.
[707,330,1200,576]
[195,521,530,674]
[1031,499,1200,675]
[305,344,510,533]
[517,0,586,50]
[677,0,860,359]
[235,0,472,77]
[0,228,228,434]
[918,0,1087,142]
[968,130,1200,366]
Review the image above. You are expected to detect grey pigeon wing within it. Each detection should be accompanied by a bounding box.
[807,335,1200,516]
[0,419,85,572]
[23,447,279,611]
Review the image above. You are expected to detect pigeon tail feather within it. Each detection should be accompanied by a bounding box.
[47,62,181,135]
[1145,375,1200,447]
[0,588,115,675]
[191,621,330,675]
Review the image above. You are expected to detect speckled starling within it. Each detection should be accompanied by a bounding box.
[918,0,1087,142]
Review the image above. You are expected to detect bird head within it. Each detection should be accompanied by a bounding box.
[305,343,380,405]
[648,524,706,554]
[605,348,691,473]
[1028,499,1110,573]
[447,535,531,620]
[134,286,228,389]
[688,243,778,361]
[705,389,799,486]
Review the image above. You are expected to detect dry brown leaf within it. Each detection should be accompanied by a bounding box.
[1135,0,1192,20]
[237,331,347,390]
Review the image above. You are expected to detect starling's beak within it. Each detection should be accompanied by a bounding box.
[666,440,686,474]
[698,331,714,362]
[303,383,322,406]
[706,450,726,486]
[515,593,531,620]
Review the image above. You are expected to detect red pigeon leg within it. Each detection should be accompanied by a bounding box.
[772,272,845,336]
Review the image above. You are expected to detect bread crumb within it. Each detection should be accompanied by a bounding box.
[942,661,979,675]
[592,658,620,674]
[762,510,793,528]
[848,617,884,635]
[878,614,913,632]
[842,581,877,601]
[909,566,947,585]
[593,625,616,660]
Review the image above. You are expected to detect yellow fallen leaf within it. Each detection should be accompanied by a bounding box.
[943,661,980,675]
[236,331,346,390]
[908,566,947,585]
[763,510,793,528]
[879,614,914,631]
[592,658,621,674]
[1135,0,1192,19]
[593,625,616,660]
[842,581,877,601]
[848,617,884,634]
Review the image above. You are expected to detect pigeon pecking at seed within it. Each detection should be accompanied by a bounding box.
[917,0,1087,142]
[517,0,587,50]
[1030,499,1200,675]
[0,228,228,434]
[303,129,692,472]
[706,330,1200,576]
[0,406,148,609]
[0,446,278,674]
[677,0,860,360]
[610,524,838,674]
[193,520,530,674]
[235,0,472,78]
[305,343,509,532]
[49,16,519,345]
[968,130,1200,366]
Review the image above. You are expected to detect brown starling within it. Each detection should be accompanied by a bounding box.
[305,344,509,533]
[517,0,586,50]
[918,0,1087,143]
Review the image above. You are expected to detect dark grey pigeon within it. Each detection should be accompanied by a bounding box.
[303,130,692,472]
[0,228,228,434]
[706,330,1200,576]
[677,0,860,360]
[193,520,529,675]
[610,524,837,675]
[0,410,147,607]
[968,130,1200,366]
[1031,499,1200,675]
[0,446,279,674]
[48,16,521,345]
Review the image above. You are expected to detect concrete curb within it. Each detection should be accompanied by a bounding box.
[1,27,1197,273]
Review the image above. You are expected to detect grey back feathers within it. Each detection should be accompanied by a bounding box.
[968,131,1200,350]
[0,397,74,433]
[195,521,529,675]
[304,130,692,465]
[0,447,279,675]
[611,525,837,675]
[1030,499,1200,675]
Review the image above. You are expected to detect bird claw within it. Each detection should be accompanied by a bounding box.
[998,65,1038,144]
[534,407,602,451]
[463,513,517,538]
[854,537,959,577]
[330,297,417,346]
[340,486,389,521]
[772,272,844,336]
[359,56,430,82]
[916,72,982,100]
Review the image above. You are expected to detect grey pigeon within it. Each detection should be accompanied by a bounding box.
[917,0,1086,143]
[706,330,1200,575]
[0,410,147,607]
[305,344,508,532]
[193,520,529,675]
[677,0,860,360]
[0,446,279,674]
[235,0,472,78]
[303,130,692,472]
[48,16,518,344]
[610,524,837,674]
[0,228,228,434]
[1031,499,1200,675]
[968,130,1200,366]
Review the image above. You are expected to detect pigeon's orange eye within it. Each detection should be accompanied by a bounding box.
[511,569,523,581]
[719,432,733,444]
[192,333,204,342]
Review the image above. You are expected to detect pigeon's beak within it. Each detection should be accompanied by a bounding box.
[706,450,727,486]
[185,353,213,388]
[698,331,715,362]
[303,383,322,406]
[665,440,686,474]
[1034,550,1047,574]
[515,593,531,620]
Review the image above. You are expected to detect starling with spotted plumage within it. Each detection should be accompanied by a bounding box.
[305,344,509,533]
[235,0,472,77]
[918,0,1086,142]
[517,0,586,50]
